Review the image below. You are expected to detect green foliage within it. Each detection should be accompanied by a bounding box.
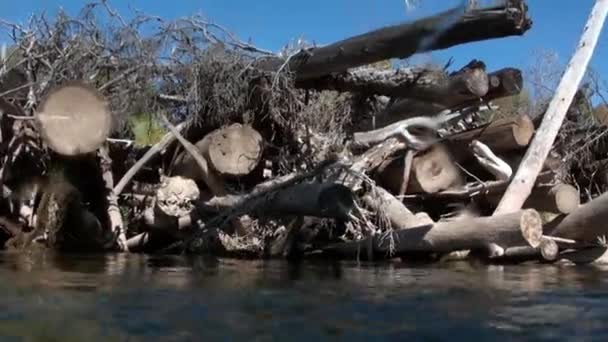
[128,113,167,146]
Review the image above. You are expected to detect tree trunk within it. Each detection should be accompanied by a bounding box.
[258,1,531,80]
[296,60,489,105]
[497,238,559,263]
[494,0,608,215]
[548,191,608,243]
[203,181,355,220]
[322,209,543,259]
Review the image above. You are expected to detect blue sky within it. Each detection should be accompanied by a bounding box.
[1,0,607,99]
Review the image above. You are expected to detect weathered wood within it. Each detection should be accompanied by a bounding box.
[322,209,543,259]
[548,191,608,243]
[484,183,580,215]
[99,145,128,251]
[494,0,608,214]
[114,121,187,195]
[351,115,444,151]
[297,60,489,105]
[36,82,112,156]
[470,140,513,181]
[498,238,559,263]
[361,186,420,230]
[407,143,464,194]
[376,68,523,128]
[204,181,355,220]
[446,114,535,154]
[260,1,531,80]
[175,123,264,179]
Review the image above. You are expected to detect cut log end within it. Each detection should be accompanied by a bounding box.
[36,82,112,156]
[207,123,264,177]
[520,209,543,248]
[553,184,580,214]
[512,114,535,147]
[540,238,559,261]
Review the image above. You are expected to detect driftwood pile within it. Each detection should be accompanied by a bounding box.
[1,0,608,265]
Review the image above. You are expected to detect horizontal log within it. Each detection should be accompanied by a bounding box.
[485,183,580,214]
[322,209,543,260]
[202,181,355,220]
[258,1,531,80]
[375,68,523,129]
[548,191,608,243]
[296,60,489,105]
[445,113,535,154]
[496,238,559,263]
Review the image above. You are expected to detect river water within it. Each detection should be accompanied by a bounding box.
[0,252,607,341]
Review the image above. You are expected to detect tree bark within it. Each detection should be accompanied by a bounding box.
[203,181,355,220]
[548,191,608,243]
[322,209,543,259]
[296,60,489,105]
[258,1,531,80]
[494,0,608,215]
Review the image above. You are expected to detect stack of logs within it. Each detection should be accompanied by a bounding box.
[1,0,608,265]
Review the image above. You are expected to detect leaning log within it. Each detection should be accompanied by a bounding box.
[548,191,608,243]
[258,1,531,80]
[322,209,543,259]
[36,82,112,156]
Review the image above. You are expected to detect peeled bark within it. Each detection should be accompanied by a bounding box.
[322,209,543,259]
[36,82,112,156]
[548,191,608,243]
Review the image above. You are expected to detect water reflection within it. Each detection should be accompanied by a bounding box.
[0,251,608,340]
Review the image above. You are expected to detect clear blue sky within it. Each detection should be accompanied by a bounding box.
[1,0,607,96]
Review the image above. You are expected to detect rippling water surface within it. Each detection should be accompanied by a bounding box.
[0,251,607,341]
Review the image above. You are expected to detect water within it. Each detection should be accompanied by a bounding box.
[0,252,607,341]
